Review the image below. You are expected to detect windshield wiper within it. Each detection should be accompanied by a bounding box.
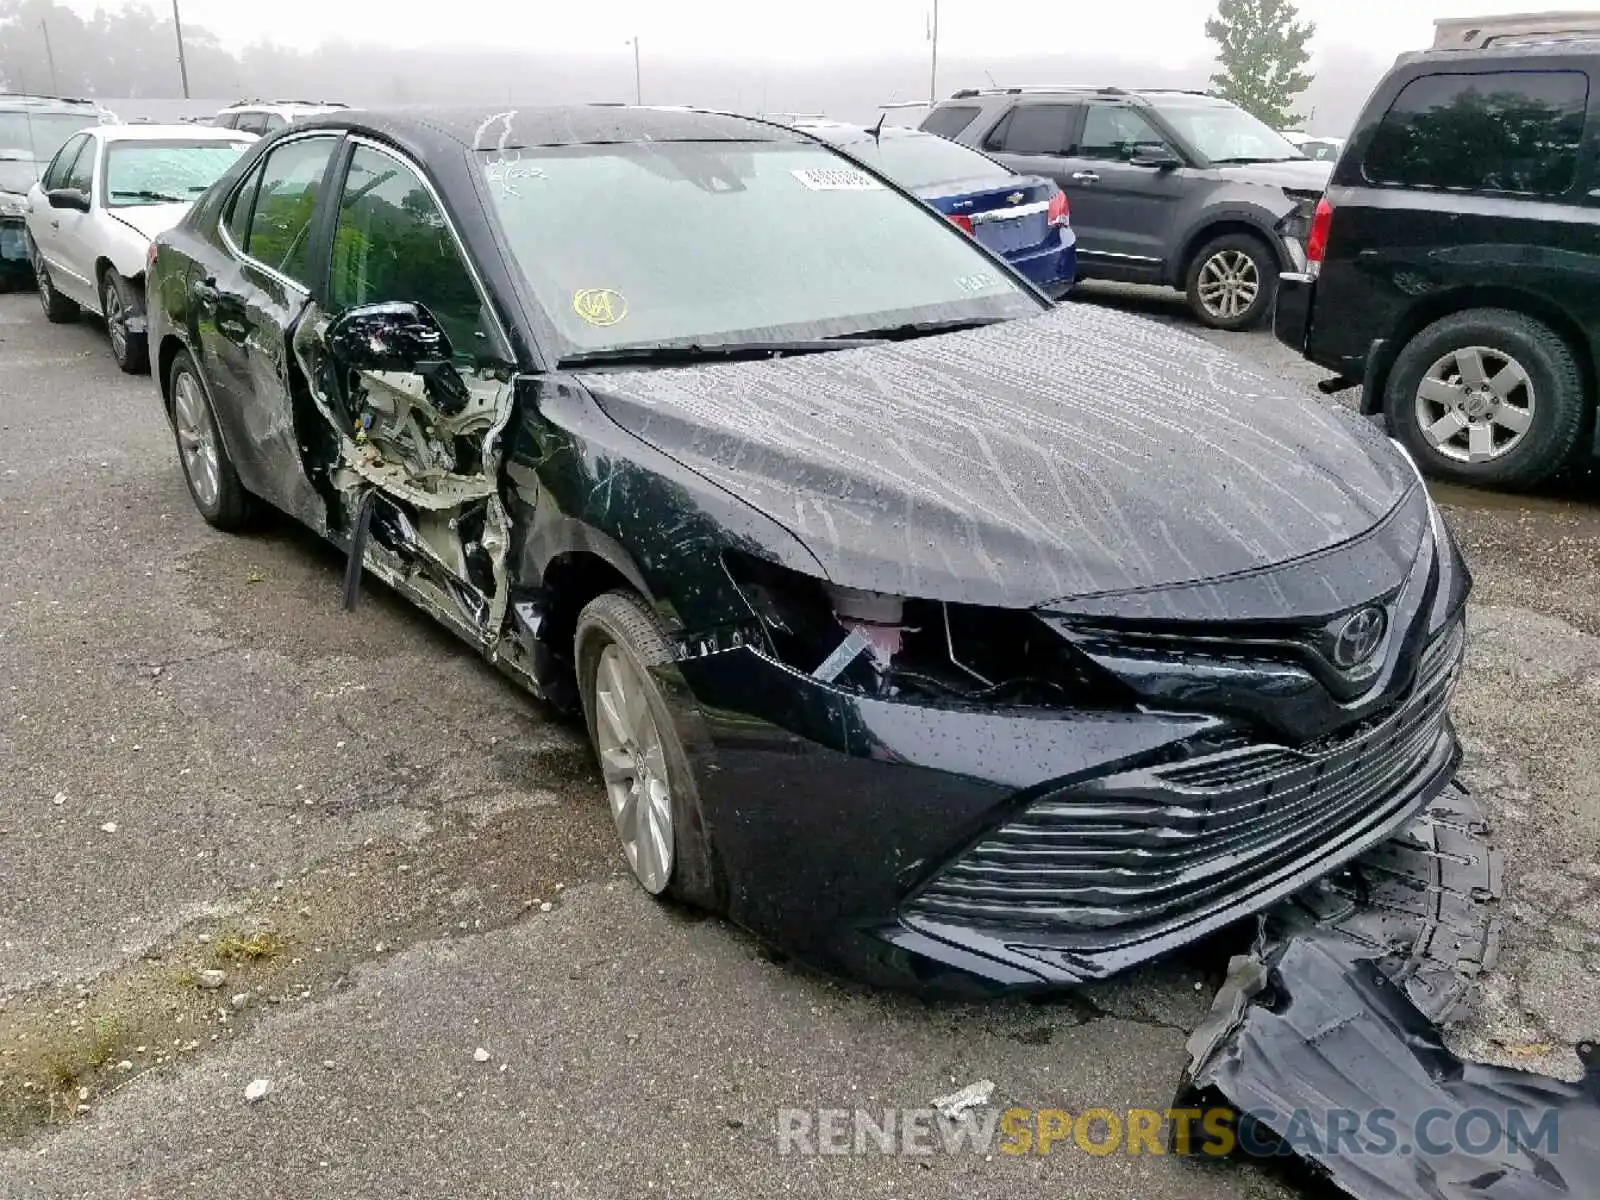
[558,338,879,368]
[111,189,187,203]
[835,315,1012,341]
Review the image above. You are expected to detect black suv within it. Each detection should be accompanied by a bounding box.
[922,87,1331,329]
[1275,40,1600,490]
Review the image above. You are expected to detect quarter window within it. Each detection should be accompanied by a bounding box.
[1077,105,1171,161]
[224,165,263,246]
[328,145,484,359]
[243,136,337,284]
[987,104,1075,155]
[920,104,981,138]
[1362,69,1589,195]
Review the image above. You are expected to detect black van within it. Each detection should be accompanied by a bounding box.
[1274,39,1600,489]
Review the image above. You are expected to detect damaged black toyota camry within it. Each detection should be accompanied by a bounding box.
[146,105,1469,995]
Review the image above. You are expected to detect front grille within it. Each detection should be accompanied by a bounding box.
[903,621,1464,944]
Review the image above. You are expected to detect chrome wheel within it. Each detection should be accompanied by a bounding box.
[103,280,127,359]
[1196,249,1260,321]
[593,643,674,894]
[1414,345,1535,464]
[172,372,221,510]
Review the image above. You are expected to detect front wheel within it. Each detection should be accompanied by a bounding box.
[575,590,718,907]
[101,271,149,374]
[1383,309,1586,491]
[1184,233,1277,331]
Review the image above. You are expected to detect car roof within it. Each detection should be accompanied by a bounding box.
[788,120,929,145]
[93,123,256,143]
[296,104,811,154]
[219,100,347,112]
[0,93,106,113]
[1394,38,1600,68]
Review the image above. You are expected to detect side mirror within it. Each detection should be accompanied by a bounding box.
[1130,147,1182,171]
[46,187,91,212]
[324,301,469,416]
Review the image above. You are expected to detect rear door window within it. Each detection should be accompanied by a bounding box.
[920,105,981,138]
[242,136,338,285]
[235,112,270,136]
[1362,69,1590,195]
[985,104,1076,155]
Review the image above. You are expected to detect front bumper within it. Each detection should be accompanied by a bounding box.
[674,609,1464,996]
[0,217,30,274]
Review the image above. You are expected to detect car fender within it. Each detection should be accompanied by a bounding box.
[95,215,153,288]
[1168,190,1298,284]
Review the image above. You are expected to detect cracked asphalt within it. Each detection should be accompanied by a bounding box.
[2,283,1599,1199]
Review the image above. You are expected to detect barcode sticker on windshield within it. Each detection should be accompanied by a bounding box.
[791,167,883,191]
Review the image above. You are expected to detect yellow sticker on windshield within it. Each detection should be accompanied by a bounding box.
[573,288,628,327]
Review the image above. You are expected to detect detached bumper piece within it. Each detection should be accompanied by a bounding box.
[1178,781,1600,1200]
[901,623,1462,978]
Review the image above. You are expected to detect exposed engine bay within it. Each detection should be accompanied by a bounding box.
[723,552,1118,709]
[293,303,514,641]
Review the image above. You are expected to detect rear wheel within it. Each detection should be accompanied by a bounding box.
[100,270,149,374]
[1184,233,1276,330]
[1384,309,1586,490]
[33,251,78,323]
[169,348,252,530]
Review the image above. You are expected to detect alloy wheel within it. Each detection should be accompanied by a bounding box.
[1196,249,1260,321]
[103,280,127,359]
[1414,345,1535,464]
[172,372,221,510]
[593,642,674,894]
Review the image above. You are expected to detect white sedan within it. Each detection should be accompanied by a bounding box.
[25,124,255,373]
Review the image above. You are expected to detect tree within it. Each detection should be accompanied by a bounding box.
[1205,0,1316,129]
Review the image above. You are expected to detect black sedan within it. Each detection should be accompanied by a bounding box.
[145,106,1469,995]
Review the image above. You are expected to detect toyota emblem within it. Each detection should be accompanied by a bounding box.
[1332,607,1386,669]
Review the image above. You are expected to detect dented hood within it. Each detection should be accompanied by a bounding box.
[580,305,1415,608]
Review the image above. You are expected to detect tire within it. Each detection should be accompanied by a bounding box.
[575,590,719,909]
[1184,232,1277,331]
[33,251,78,323]
[1383,309,1586,491]
[168,348,252,530]
[100,270,149,374]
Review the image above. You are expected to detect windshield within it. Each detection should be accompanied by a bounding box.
[837,132,1012,192]
[1158,101,1307,163]
[105,140,249,206]
[479,140,1041,360]
[0,113,97,161]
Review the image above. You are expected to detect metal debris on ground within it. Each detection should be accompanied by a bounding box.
[931,1079,995,1121]
[1177,781,1600,1199]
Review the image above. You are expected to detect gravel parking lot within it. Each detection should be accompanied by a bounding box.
[2,282,1598,1199]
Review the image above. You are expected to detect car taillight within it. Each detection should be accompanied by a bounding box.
[1305,198,1332,275]
[947,213,974,235]
[1046,189,1069,227]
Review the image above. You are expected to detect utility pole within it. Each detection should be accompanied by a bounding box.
[40,19,60,94]
[625,37,641,105]
[171,0,191,99]
[927,0,939,107]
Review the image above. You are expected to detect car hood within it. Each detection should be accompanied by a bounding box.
[1215,158,1332,191]
[107,202,191,241]
[0,157,41,196]
[579,304,1415,609]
